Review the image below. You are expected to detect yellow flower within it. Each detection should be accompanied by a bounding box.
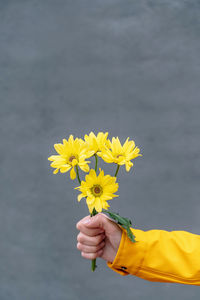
[76,169,118,213]
[84,131,109,154]
[98,137,142,172]
[48,135,94,180]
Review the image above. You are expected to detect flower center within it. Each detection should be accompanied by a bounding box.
[91,185,103,197]
[69,155,76,162]
[94,186,101,194]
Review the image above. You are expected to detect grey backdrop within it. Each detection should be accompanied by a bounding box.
[1,0,200,299]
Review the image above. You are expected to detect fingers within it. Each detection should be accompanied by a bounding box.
[81,250,104,260]
[78,239,105,260]
[77,240,105,252]
[76,224,104,237]
[77,232,105,246]
[76,214,122,262]
[76,230,106,260]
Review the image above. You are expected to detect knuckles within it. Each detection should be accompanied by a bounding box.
[77,232,105,245]
[81,252,98,260]
[76,221,82,231]
[77,232,84,243]
[81,250,103,260]
[96,234,104,244]
[77,242,81,249]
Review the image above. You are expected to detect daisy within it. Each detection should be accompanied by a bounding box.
[76,169,118,213]
[48,135,93,180]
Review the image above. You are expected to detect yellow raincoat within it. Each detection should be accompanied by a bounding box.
[107,227,200,285]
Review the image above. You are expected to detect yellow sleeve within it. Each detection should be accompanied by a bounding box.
[107,227,200,285]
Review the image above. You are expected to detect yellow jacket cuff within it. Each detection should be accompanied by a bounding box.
[107,227,147,276]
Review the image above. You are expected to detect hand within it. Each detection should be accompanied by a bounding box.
[76,213,122,263]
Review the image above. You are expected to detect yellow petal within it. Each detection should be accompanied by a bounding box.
[94,197,102,212]
[50,160,65,168]
[125,162,133,172]
[63,138,68,146]
[103,202,110,210]
[89,169,97,178]
[54,143,64,155]
[48,155,59,161]
[53,168,59,174]
[70,167,76,180]
[86,196,95,204]
[60,165,71,173]
[87,204,93,214]
[77,194,85,202]
[79,164,90,172]
[72,159,78,167]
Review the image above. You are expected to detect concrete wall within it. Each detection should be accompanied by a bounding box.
[1,1,200,299]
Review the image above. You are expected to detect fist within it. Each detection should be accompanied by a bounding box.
[76,213,122,263]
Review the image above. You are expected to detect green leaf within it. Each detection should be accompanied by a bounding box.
[102,209,136,243]
[125,226,136,243]
[102,210,128,226]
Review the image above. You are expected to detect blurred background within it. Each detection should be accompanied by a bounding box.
[1,0,200,299]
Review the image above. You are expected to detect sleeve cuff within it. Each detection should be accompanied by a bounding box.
[107,227,147,276]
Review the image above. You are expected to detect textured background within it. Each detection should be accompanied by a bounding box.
[1,0,200,299]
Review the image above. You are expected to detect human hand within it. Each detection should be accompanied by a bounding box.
[76,213,122,263]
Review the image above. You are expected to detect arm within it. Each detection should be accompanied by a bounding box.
[76,214,200,285]
[108,227,200,285]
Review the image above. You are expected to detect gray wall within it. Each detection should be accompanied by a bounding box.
[1,1,200,299]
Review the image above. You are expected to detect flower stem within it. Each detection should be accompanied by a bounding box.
[90,207,98,217]
[91,207,98,271]
[91,259,97,272]
[94,154,98,172]
[114,164,120,177]
[75,165,81,184]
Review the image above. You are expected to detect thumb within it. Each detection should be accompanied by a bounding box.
[84,213,118,232]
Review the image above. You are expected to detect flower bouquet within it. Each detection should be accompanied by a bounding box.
[48,132,141,271]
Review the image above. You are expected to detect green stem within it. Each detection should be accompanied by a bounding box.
[94,154,98,172]
[90,207,98,217]
[91,207,98,271]
[75,165,81,184]
[91,259,97,272]
[114,164,120,177]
